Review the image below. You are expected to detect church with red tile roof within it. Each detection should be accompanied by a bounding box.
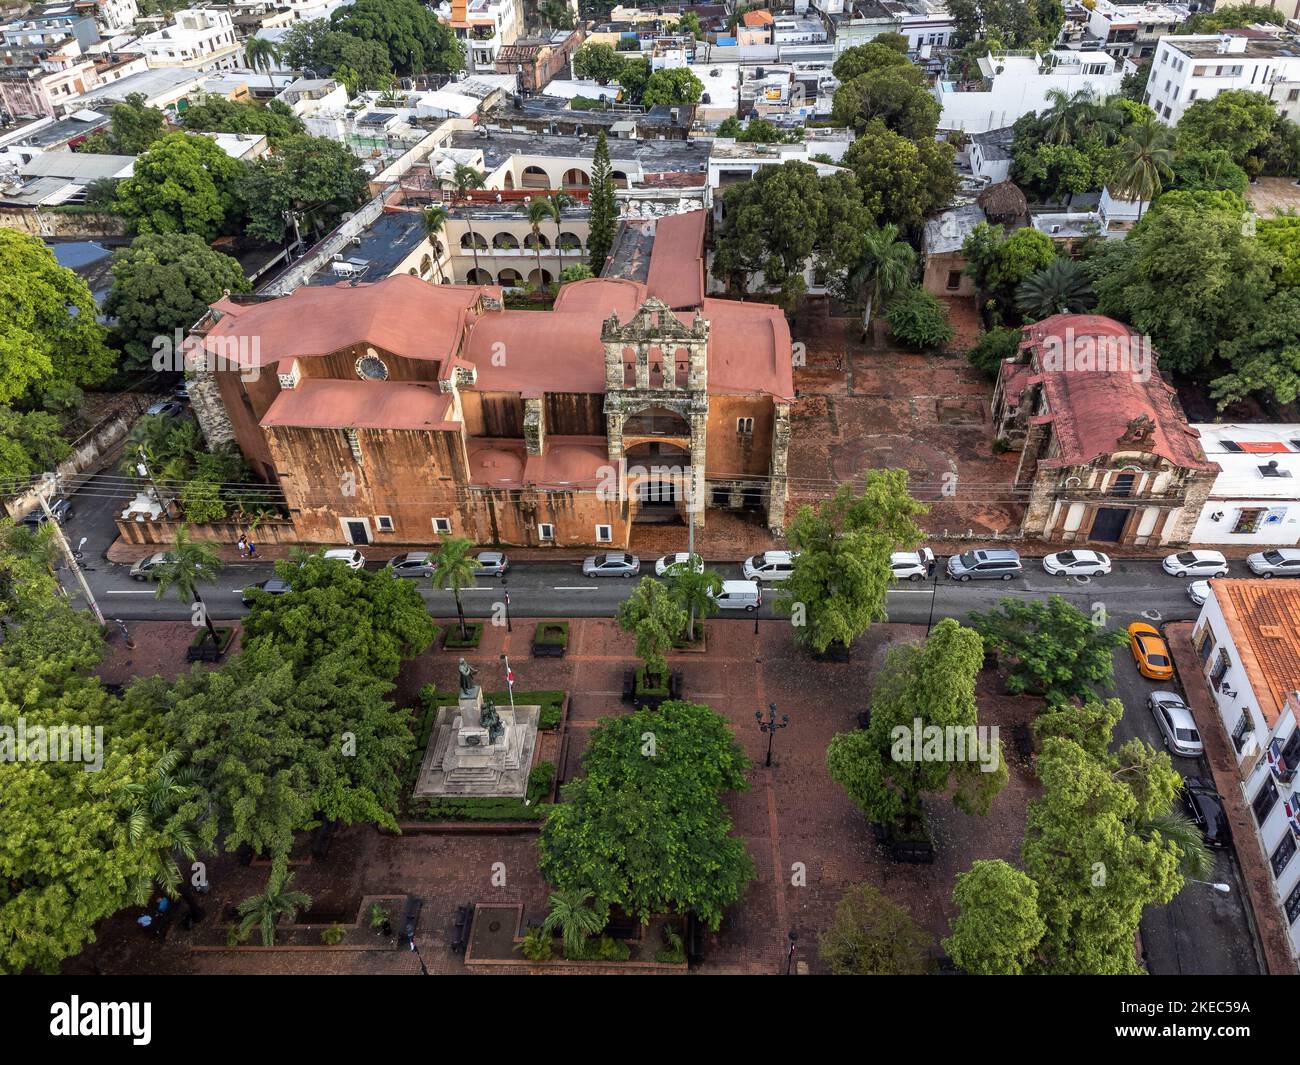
[186,210,795,548]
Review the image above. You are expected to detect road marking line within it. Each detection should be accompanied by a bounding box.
[554,586,599,591]
[887,589,936,595]
[104,590,158,594]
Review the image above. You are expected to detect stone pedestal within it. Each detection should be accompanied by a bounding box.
[414,691,540,799]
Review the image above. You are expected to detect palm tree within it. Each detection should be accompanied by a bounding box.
[431,536,478,641]
[117,747,207,923]
[1112,118,1176,217]
[521,197,554,292]
[152,524,222,649]
[547,192,574,285]
[244,37,280,77]
[443,164,486,280]
[542,889,605,959]
[1041,87,1092,145]
[421,205,450,283]
[236,868,312,946]
[1015,258,1095,319]
[846,224,916,344]
[666,565,721,641]
[0,517,60,575]
[1137,811,1215,881]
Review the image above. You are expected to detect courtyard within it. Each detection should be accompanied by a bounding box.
[75,616,1040,976]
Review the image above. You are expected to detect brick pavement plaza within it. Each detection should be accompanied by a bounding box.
[76,617,1041,976]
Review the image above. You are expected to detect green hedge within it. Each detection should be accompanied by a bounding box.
[409,762,556,821]
[534,621,569,646]
[443,621,484,649]
[634,667,669,697]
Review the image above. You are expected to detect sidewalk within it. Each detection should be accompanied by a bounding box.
[1167,622,1297,976]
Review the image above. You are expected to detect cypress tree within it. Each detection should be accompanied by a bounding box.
[587,130,617,275]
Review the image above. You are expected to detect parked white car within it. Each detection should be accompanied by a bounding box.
[1187,580,1212,606]
[743,550,797,581]
[1042,549,1112,576]
[1247,548,1300,577]
[1148,691,1204,758]
[1162,550,1229,578]
[655,552,704,577]
[322,548,366,570]
[889,549,934,582]
[710,579,762,611]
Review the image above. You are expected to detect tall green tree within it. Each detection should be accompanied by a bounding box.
[943,860,1046,974]
[521,196,554,289]
[641,67,704,106]
[826,619,1007,830]
[538,701,754,930]
[845,223,916,341]
[116,133,245,241]
[665,565,721,639]
[239,134,369,244]
[444,164,486,278]
[180,96,305,142]
[152,524,222,648]
[547,192,574,283]
[421,205,450,282]
[587,131,617,275]
[843,120,958,229]
[615,577,687,681]
[831,64,940,140]
[330,0,463,76]
[573,42,625,84]
[831,41,911,82]
[244,36,281,75]
[105,233,250,369]
[776,473,928,653]
[818,883,932,975]
[0,230,113,405]
[711,161,873,309]
[78,92,168,154]
[968,595,1126,705]
[1111,117,1175,212]
[1176,88,1279,172]
[431,536,478,642]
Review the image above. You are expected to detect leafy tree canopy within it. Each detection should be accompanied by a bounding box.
[180,96,305,143]
[819,883,932,975]
[238,134,369,244]
[887,286,955,350]
[115,132,245,241]
[105,232,250,369]
[329,0,463,77]
[641,67,704,106]
[538,701,754,930]
[831,41,911,82]
[844,120,958,229]
[0,229,113,406]
[831,64,939,140]
[77,93,168,154]
[1176,88,1280,172]
[944,860,1046,974]
[573,42,625,84]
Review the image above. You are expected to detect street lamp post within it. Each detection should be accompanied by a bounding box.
[755,703,789,769]
[502,580,512,633]
[408,936,430,975]
[1187,879,1232,894]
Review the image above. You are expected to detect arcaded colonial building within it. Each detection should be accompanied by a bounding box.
[992,313,1219,547]
[187,210,794,548]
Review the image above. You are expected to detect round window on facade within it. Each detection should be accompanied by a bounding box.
[356,354,389,381]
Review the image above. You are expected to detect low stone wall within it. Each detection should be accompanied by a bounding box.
[0,207,129,238]
[115,517,299,546]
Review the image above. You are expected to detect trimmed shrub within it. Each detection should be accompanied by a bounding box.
[887,287,955,350]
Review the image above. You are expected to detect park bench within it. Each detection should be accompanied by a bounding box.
[450,902,473,954]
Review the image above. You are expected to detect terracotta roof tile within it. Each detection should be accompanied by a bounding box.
[1213,580,1300,728]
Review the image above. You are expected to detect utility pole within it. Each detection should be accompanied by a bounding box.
[39,482,104,627]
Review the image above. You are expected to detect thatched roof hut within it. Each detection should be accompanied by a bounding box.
[977,181,1028,227]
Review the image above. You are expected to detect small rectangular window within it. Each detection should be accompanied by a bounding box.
[1253,777,1279,826]
[537,522,555,541]
[432,517,451,534]
[737,417,754,434]
[376,515,394,532]
[596,524,612,543]
[946,270,962,290]
[1274,832,1297,879]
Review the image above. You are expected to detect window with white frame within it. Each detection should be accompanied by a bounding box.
[596,524,612,543]
[376,515,394,532]
[538,522,555,541]
[432,517,451,534]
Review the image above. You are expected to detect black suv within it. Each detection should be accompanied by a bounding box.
[1182,777,1232,850]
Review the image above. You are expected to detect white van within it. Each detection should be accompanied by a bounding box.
[712,579,762,611]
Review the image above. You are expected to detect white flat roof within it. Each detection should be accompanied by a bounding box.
[1195,424,1300,497]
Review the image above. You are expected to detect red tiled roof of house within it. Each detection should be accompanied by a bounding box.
[1020,314,1215,471]
[201,274,493,370]
[259,379,457,431]
[645,209,706,310]
[742,9,773,25]
[1212,580,1300,728]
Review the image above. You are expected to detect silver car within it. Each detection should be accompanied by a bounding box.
[1148,691,1204,758]
[1247,548,1300,577]
[1187,580,1212,606]
[474,551,509,577]
[130,551,173,581]
[582,551,640,578]
[387,551,434,577]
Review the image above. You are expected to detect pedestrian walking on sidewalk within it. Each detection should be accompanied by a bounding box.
[247,538,257,559]
[237,534,248,557]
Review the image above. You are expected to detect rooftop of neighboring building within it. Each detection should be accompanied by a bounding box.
[19,150,133,179]
[1163,33,1300,60]
[300,212,427,288]
[922,202,986,255]
[1210,579,1300,728]
[0,108,107,149]
[1018,313,1216,472]
[968,125,1014,160]
[1194,423,1300,496]
[76,63,203,105]
[448,128,711,173]
[741,9,774,25]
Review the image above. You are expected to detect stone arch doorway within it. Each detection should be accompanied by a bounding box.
[626,441,690,524]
